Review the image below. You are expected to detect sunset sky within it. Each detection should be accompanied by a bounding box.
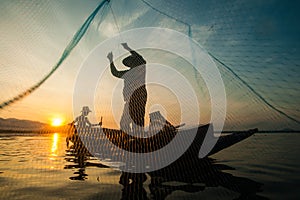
[0,0,299,130]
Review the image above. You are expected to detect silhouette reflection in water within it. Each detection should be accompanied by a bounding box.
[64,124,267,199]
[116,158,267,200]
[64,145,89,181]
[119,172,148,200]
[65,126,108,181]
[148,157,268,200]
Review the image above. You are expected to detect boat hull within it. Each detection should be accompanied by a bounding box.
[67,124,257,169]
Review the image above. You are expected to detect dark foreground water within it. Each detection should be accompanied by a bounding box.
[0,132,299,199]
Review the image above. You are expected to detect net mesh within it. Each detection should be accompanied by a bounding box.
[0,0,299,130]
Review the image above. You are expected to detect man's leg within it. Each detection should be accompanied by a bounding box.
[120,101,132,134]
[130,92,147,137]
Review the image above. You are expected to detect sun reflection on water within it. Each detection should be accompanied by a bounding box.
[51,133,59,157]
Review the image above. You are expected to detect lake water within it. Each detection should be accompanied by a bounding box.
[0,132,299,199]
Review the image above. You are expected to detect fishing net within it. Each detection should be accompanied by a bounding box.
[0,0,299,131]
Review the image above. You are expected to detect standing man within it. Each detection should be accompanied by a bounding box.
[107,43,147,136]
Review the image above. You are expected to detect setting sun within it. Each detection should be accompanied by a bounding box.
[51,118,63,127]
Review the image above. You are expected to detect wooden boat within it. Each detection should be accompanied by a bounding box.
[67,111,257,159]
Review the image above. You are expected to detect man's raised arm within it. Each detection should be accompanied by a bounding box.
[107,52,128,78]
[121,43,142,58]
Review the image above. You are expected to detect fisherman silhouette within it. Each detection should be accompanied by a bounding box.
[107,43,147,136]
[66,106,102,150]
[74,106,102,130]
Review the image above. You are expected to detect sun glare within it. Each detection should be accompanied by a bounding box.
[51,118,63,127]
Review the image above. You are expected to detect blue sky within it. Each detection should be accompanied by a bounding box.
[0,0,299,130]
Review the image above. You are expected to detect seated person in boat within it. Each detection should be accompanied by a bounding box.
[74,106,101,130]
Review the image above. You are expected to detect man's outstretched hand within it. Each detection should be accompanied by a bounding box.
[121,43,131,51]
[107,52,113,62]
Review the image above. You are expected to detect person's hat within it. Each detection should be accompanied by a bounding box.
[122,55,140,68]
[81,106,92,113]
[122,56,134,67]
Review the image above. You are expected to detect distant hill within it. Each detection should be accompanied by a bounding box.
[0,117,49,131]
